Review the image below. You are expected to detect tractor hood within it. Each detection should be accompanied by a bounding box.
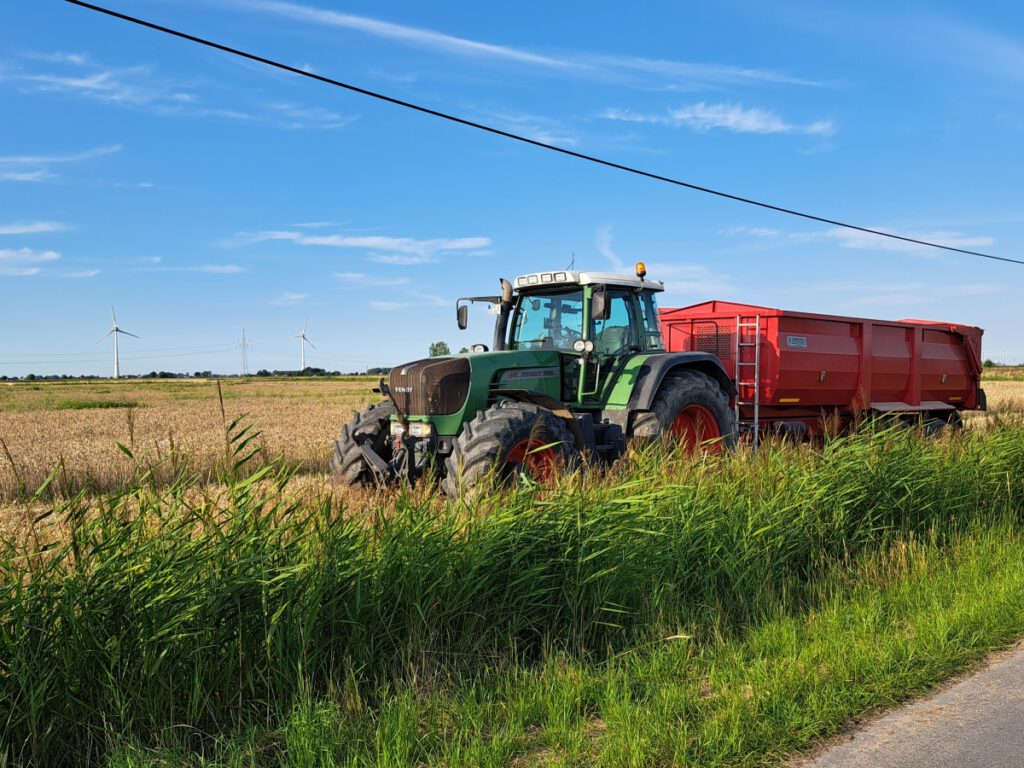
[388,357,471,417]
[388,350,564,421]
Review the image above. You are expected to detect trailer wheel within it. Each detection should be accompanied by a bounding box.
[330,400,395,486]
[632,370,737,454]
[442,401,579,497]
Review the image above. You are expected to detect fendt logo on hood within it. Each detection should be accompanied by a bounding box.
[394,386,413,393]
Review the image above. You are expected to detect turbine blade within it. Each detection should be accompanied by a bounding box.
[306,339,317,350]
[111,306,118,325]
[118,329,140,339]
[97,329,114,343]
[303,316,308,334]
[289,333,301,340]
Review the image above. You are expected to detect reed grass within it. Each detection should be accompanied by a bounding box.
[1,421,1023,765]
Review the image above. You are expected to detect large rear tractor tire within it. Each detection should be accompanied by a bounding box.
[631,371,737,454]
[330,401,395,486]
[442,401,580,497]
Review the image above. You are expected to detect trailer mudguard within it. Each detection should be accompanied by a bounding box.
[627,352,735,412]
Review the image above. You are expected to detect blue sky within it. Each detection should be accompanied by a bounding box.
[2,0,1023,376]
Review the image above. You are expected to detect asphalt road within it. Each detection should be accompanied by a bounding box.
[795,643,1024,768]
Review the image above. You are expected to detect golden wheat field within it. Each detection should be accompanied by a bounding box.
[0,375,1022,513]
[0,377,376,500]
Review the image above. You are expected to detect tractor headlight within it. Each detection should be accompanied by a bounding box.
[407,422,435,438]
[572,339,595,353]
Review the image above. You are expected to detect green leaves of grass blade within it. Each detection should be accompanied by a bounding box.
[1,424,1024,765]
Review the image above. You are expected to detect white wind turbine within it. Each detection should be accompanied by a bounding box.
[290,317,316,371]
[97,307,139,379]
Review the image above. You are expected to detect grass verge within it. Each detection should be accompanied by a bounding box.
[115,522,1024,767]
[2,424,1023,766]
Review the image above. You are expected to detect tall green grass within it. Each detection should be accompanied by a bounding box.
[1,424,1023,765]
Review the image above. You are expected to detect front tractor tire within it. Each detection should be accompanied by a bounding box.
[442,401,580,497]
[330,401,395,486]
[631,371,737,454]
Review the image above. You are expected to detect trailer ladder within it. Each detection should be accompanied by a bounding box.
[734,315,761,449]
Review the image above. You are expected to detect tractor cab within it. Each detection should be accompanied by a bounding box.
[491,265,666,408]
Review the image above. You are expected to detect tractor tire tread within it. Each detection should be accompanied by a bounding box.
[442,400,577,497]
[330,400,395,486]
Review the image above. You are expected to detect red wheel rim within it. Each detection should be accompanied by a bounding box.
[506,438,559,483]
[670,404,722,454]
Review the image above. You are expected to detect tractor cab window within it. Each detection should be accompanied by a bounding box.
[511,290,584,350]
[639,291,665,351]
[592,290,639,357]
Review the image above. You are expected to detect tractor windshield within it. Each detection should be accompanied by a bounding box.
[510,290,584,350]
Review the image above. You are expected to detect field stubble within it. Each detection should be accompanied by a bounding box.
[0,378,373,504]
[1,376,1022,508]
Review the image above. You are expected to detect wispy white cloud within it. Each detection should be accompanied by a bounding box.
[917,16,1024,83]
[655,264,735,297]
[603,103,836,136]
[235,229,491,258]
[241,0,574,70]
[720,225,781,238]
[0,144,121,185]
[194,264,245,274]
[266,102,359,130]
[588,55,824,88]
[595,224,733,295]
[411,292,448,307]
[272,291,308,306]
[0,247,61,264]
[481,109,579,147]
[334,271,410,286]
[366,254,436,266]
[370,294,446,309]
[234,0,822,89]
[0,221,67,235]
[1,53,354,130]
[815,280,1002,310]
[0,144,121,164]
[595,224,625,271]
[803,227,994,254]
[0,169,56,183]
[24,52,90,66]
[60,269,100,279]
[138,262,245,274]
[0,247,60,276]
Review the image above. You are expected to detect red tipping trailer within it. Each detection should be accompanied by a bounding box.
[660,300,985,437]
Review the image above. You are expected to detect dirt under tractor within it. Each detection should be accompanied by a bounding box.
[331,264,737,496]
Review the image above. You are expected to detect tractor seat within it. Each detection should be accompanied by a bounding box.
[595,326,630,356]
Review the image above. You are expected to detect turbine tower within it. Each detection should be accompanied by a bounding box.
[97,307,139,379]
[238,328,251,377]
[290,318,315,371]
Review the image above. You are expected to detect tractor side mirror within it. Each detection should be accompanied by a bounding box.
[457,303,469,330]
[592,286,611,321]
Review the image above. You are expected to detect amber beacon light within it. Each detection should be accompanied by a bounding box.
[635,261,647,278]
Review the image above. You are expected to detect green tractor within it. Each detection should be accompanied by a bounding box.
[331,264,737,496]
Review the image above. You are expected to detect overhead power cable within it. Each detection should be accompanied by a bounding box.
[67,0,1023,267]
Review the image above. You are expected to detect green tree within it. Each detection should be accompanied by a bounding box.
[429,341,451,357]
